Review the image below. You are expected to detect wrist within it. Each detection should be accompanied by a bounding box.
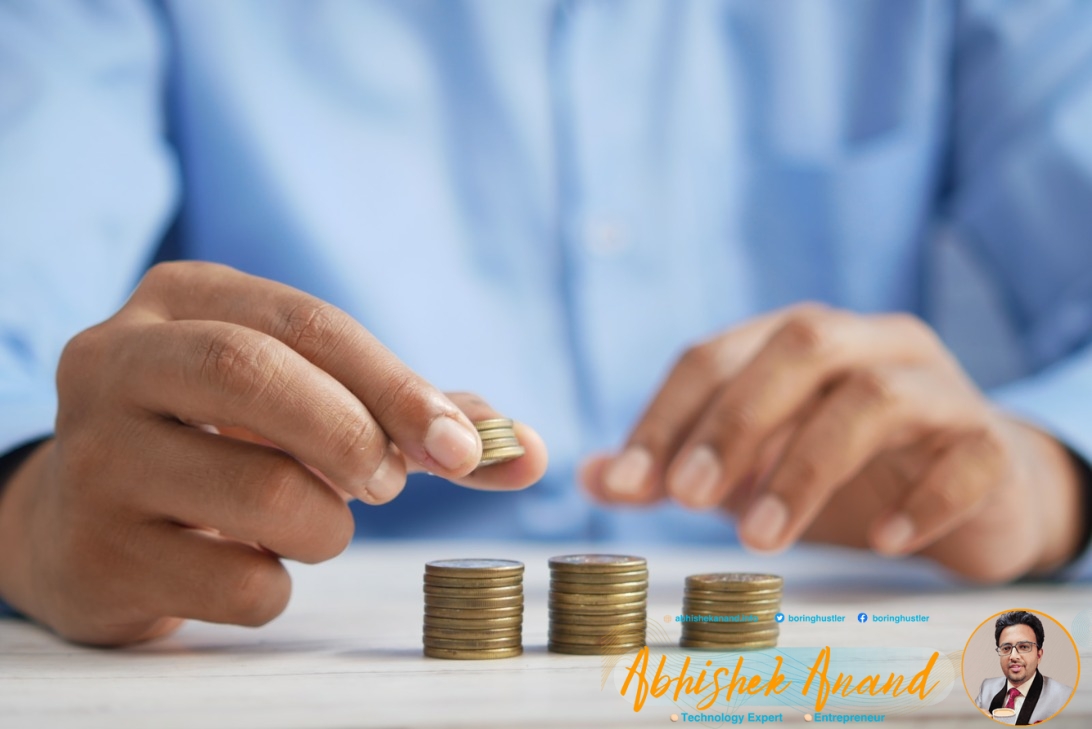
[0,439,54,621]
[1007,419,1086,575]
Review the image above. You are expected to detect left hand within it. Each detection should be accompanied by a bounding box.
[581,304,1084,582]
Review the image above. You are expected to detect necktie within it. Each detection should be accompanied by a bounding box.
[1005,687,1021,709]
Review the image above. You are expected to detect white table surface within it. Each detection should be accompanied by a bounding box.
[2,541,1090,728]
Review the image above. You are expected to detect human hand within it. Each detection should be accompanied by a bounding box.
[0,262,546,645]
[582,304,1083,582]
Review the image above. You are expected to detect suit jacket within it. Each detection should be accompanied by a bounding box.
[975,672,1072,724]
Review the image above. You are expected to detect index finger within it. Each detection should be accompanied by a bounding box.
[590,307,794,503]
[129,262,483,478]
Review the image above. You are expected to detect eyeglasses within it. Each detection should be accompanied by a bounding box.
[996,642,1039,656]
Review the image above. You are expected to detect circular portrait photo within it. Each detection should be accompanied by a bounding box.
[962,609,1080,725]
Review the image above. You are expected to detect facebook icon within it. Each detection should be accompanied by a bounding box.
[858,612,868,623]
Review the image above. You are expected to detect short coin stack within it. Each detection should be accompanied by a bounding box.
[423,559,524,660]
[475,418,525,468]
[679,573,782,650]
[548,554,648,655]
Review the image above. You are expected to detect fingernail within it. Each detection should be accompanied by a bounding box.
[361,450,405,504]
[424,416,479,471]
[604,446,653,496]
[740,494,788,546]
[670,446,721,507]
[874,514,915,555]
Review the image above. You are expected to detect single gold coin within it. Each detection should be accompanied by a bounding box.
[473,418,514,431]
[549,554,647,573]
[679,637,778,651]
[684,573,783,591]
[683,588,782,602]
[423,635,522,650]
[424,645,523,660]
[548,590,646,606]
[548,610,646,626]
[548,641,646,655]
[476,436,521,449]
[545,569,648,584]
[682,600,782,613]
[548,601,647,615]
[423,584,523,598]
[676,619,779,634]
[546,621,647,636]
[423,574,523,589]
[425,594,524,610]
[477,424,516,436]
[680,628,780,643]
[478,445,526,467]
[425,559,524,578]
[424,605,524,620]
[548,631,646,646]
[550,579,649,595]
[424,626,523,640]
[423,615,523,630]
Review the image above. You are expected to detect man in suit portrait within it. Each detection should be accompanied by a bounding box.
[975,611,1073,724]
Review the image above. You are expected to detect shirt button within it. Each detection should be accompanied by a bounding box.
[583,220,628,257]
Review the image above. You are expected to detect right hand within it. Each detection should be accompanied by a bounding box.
[0,262,546,645]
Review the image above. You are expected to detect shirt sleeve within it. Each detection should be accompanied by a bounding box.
[947,1,1092,577]
[0,0,178,460]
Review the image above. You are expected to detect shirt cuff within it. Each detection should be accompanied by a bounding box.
[991,356,1092,580]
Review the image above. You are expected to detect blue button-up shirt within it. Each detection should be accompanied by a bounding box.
[3,0,1092,551]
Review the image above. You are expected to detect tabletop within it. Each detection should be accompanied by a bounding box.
[2,541,1091,728]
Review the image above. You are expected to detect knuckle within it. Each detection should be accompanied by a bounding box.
[141,260,225,291]
[890,312,942,351]
[708,403,760,443]
[139,261,184,291]
[774,311,831,359]
[677,342,721,377]
[251,457,303,522]
[929,476,974,514]
[196,329,284,404]
[278,301,350,355]
[370,370,428,423]
[326,412,385,477]
[786,455,824,488]
[230,559,290,627]
[846,369,897,410]
[56,326,106,399]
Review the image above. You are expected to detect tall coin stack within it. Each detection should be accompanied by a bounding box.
[474,418,525,468]
[423,559,524,660]
[548,554,648,655]
[679,573,783,650]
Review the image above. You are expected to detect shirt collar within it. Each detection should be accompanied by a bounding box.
[1007,670,1038,695]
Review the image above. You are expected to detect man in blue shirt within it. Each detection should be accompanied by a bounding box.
[1,1,1091,645]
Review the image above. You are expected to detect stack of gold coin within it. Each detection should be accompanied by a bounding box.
[679,573,783,650]
[548,554,648,655]
[474,418,525,468]
[423,559,524,660]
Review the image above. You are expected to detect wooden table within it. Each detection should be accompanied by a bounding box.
[2,541,1090,728]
